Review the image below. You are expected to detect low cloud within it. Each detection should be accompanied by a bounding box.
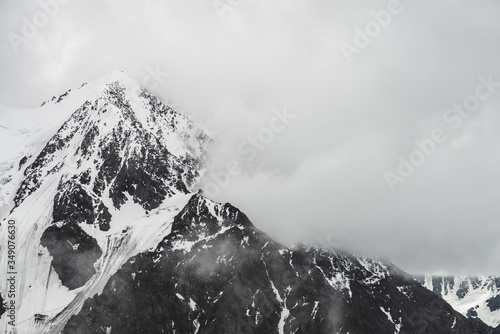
[1,0,499,275]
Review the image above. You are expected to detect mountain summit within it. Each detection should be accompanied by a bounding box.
[0,72,496,333]
[0,72,211,333]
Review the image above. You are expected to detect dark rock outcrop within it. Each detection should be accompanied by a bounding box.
[40,221,102,290]
[487,295,500,312]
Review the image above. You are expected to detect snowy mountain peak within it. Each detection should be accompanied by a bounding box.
[42,70,150,106]
[13,71,211,211]
[89,70,146,99]
[41,70,139,107]
[0,72,213,333]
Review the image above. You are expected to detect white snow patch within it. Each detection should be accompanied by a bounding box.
[189,298,197,311]
[311,301,320,319]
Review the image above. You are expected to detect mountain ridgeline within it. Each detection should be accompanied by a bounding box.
[63,193,488,334]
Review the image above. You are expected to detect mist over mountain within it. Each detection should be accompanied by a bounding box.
[2,0,500,277]
[0,72,498,333]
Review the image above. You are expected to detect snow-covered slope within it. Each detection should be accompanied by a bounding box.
[0,71,211,334]
[418,275,500,331]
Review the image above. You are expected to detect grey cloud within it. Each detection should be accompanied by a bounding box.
[1,0,499,275]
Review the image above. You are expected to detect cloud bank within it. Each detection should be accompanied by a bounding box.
[1,0,499,274]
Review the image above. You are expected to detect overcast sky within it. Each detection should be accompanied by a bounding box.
[1,0,500,275]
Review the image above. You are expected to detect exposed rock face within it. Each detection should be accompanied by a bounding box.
[40,222,102,290]
[63,194,488,334]
[488,296,500,312]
